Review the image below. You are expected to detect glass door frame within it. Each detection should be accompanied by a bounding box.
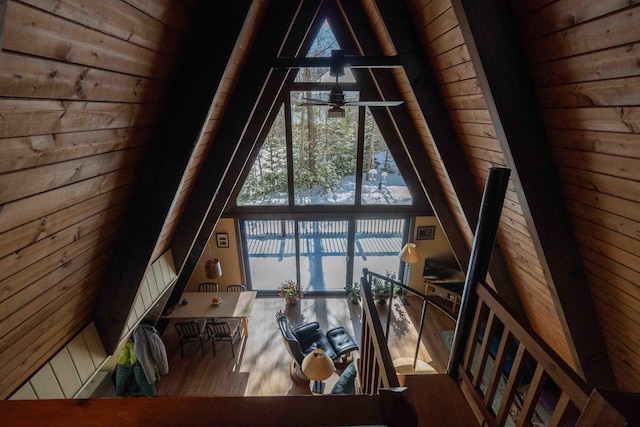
[239,214,412,295]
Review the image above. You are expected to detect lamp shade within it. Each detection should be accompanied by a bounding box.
[399,243,421,264]
[301,349,335,381]
[205,258,222,279]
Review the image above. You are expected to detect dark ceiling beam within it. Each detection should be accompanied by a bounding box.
[371,1,482,240]
[324,8,429,213]
[374,1,522,314]
[93,0,253,353]
[450,0,614,387]
[328,2,466,255]
[167,0,324,305]
[274,54,401,69]
[339,0,523,316]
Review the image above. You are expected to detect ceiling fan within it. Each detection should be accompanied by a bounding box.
[279,50,404,118]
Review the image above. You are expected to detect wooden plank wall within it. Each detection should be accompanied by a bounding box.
[0,0,199,399]
[510,1,640,392]
[398,0,574,365]
[9,250,176,400]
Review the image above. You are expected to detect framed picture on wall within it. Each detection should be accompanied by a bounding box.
[416,226,436,240]
[216,232,229,248]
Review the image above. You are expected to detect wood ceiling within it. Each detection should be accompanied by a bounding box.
[0,0,638,398]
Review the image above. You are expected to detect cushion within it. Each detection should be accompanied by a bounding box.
[326,327,358,357]
[331,362,357,395]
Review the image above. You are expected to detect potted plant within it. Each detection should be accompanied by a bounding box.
[371,277,390,304]
[371,272,400,304]
[278,280,305,305]
[344,282,361,305]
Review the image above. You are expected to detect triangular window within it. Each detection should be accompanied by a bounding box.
[294,20,354,83]
[235,19,413,207]
[237,106,288,206]
[362,108,413,205]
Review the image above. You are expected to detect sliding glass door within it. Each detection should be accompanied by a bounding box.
[352,219,405,283]
[242,218,406,294]
[298,220,348,292]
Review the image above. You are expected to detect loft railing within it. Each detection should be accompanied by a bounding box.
[358,268,635,426]
[456,281,593,426]
[358,268,454,393]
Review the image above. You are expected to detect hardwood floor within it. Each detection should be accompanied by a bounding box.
[155,295,457,397]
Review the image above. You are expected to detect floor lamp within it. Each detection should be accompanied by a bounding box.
[394,242,435,380]
[302,349,335,395]
[399,242,421,305]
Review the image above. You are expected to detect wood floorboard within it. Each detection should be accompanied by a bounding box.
[156,295,457,397]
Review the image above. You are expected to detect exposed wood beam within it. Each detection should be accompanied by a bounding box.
[170,70,295,306]
[168,0,324,305]
[93,1,254,353]
[367,0,523,316]
[274,53,401,69]
[329,2,467,255]
[451,0,614,387]
[224,92,287,213]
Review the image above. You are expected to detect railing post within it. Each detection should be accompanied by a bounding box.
[447,167,511,379]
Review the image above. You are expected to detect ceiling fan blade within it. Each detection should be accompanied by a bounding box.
[302,97,330,104]
[344,100,404,107]
[300,102,330,106]
[274,51,401,71]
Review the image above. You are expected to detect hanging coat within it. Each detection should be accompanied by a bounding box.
[133,323,169,386]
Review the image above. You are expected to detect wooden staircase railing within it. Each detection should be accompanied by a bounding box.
[358,269,401,394]
[358,269,638,426]
[457,282,592,426]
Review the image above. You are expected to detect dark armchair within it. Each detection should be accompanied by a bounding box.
[277,316,358,382]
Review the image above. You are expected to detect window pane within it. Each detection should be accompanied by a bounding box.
[244,220,296,290]
[299,220,348,292]
[362,108,413,205]
[291,91,358,205]
[294,20,355,83]
[353,219,404,283]
[237,106,288,206]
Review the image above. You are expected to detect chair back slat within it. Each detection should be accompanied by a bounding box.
[175,320,203,338]
[199,282,218,292]
[227,284,245,292]
[209,322,232,337]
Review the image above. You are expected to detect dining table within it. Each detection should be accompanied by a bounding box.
[163,291,257,337]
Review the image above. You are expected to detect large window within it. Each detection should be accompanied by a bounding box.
[233,20,424,294]
[243,218,406,293]
[291,92,358,205]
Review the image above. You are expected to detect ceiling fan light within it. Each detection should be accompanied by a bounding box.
[327,107,345,118]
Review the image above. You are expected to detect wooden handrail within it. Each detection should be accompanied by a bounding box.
[358,268,456,394]
[0,395,386,426]
[458,281,592,426]
[359,271,400,394]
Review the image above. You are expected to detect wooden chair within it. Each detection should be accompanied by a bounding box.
[206,320,241,357]
[174,320,208,359]
[198,282,218,292]
[226,284,246,292]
